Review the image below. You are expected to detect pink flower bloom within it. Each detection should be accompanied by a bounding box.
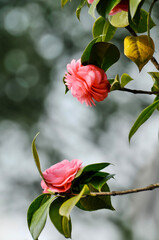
[41,159,83,193]
[88,0,129,16]
[87,0,94,3]
[65,59,110,106]
[109,0,129,16]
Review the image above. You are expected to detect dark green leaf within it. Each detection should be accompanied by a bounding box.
[32,133,45,182]
[129,9,155,33]
[72,163,111,193]
[76,0,87,20]
[27,194,54,240]
[110,74,121,91]
[77,183,114,211]
[129,100,159,142]
[49,197,72,238]
[120,73,133,88]
[81,37,102,65]
[97,0,121,18]
[82,42,120,71]
[92,17,116,41]
[63,77,69,94]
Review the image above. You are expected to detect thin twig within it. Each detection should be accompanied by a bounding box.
[118,87,159,95]
[89,183,159,196]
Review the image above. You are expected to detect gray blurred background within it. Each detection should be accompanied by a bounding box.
[0,0,159,239]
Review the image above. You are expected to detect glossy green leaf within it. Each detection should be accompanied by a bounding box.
[49,197,72,238]
[110,74,121,91]
[129,9,155,33]
[59,185,90,219]
[109,11,129,28]
[82,42,120,71]
[92,17,117,41]
[81,37,102,65]
[27,194,54,240]
[89,173,114,192]
[76,0,87,20]
[88,0,100,19]
[129,100,159,142]
[120,73,133,88]
[61,0,69,7]
[129,0,145,18]
[72,163,111,193]
[32,133,45,182]
[97,0,121,18]
[77,183,114,211]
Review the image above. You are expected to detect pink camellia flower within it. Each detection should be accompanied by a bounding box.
[41,159,83,193]
[87,0,129,16]
[109,0,129,15]
[65,59,110,106]
[87,0,94,3]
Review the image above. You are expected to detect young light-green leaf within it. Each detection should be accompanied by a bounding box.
[130,0,144,18]
[110,74,121,91]
[108,11,129,28]
[120,73,133,88]
[27,194,54,240]
[76,0,87,20]
[88,0,100,19]
[59,185,89,219]
[61,0,69,7]
[32,133,45,182]
[129,100,159,142]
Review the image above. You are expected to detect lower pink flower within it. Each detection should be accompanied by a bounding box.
[41,159,83,193]
[65,59,110,106]
[88,0,129,16]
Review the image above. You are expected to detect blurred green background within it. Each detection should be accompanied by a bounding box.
[0,0,159,239]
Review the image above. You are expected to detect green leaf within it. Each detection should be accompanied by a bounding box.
[89,173,114,192]
[129,100,159,142]
[129,0,145,18]
[96,0,121,18]
[62,216,72,239]
[110,74,121,91]
[120,73,133,88]
[77,183,114,211]
[49,197,72,238]
[76,0,87,20]
[63,77,69,94]
[148,72,159,92]
[88,0,100,19]
[72,163,111,193]
[129,9,156,33]
[59,185,90,219]
[27,194,54,240]
[79,162,110,176]
[154,96,159,111]
[92,17,117,41]
[82,42,120,72]
[61,0,69,7]
[32,133,45,182]
[108,11,129,28]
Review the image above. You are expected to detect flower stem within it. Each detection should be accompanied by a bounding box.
[117,87,159,95]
